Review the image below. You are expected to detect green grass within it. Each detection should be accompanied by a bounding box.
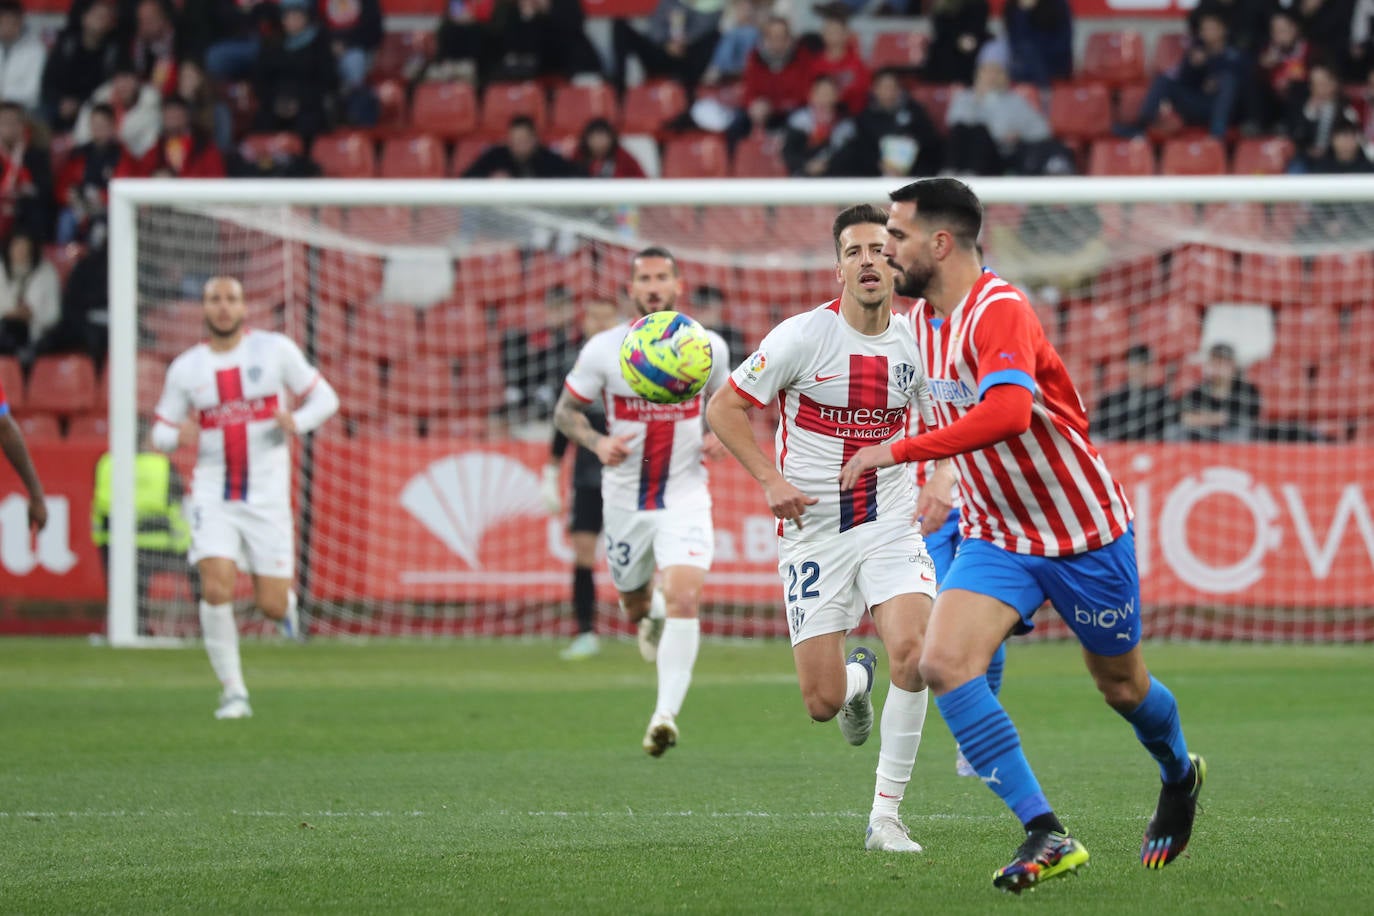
[0,638,1370,915]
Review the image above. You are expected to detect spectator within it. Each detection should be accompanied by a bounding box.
[41,0,120,132]
[253,0,338,142]
[738,16,815,136]
[130,0,178,98]
[117,96,227,178]
[1251,9,1309,130]
[1293,0,1353,73]
[838,67,943,177]
[501,283,579,420]
[1309,115,1374,170]
[1188,0,1270,53]
[574,118,647,178]
[319,0,382,100]
[0,103,51,240]
[924,0,990,85]
[490,0,601,83]
[701,0,767,86]
[56,103,124,245]
[1095,344,1171,441]
[1354,0,1374,81]
[1002,0,1073,87]
[33,223,108,366]
[201,0,281,82]
[1115,12,1245,140]
[0,232,61,358]
[174,58,233,153]
[1172,342,1261,442]
[0,0,47,112]
[74,63,163,158]
[808,2,871,117]
[463,115,585,178]
[426,0,490,84]
[782,75,855,177]
[691,284,745,359]
[946,42,1071,175]
[612,0,722,90]
[1287,60,1361,170]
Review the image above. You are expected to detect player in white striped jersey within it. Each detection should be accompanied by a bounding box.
[554,246,729,757]
[151,277,339,720]
[708,205,942,853]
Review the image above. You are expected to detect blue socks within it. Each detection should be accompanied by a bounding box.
[986,642,1006,696]
[936,675,1051,826]
[1123,676,1192,784]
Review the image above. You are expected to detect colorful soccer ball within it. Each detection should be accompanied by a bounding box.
[619,311,714,404]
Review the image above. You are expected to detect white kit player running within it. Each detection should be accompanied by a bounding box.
[554,246,729,757]
[151,277,339,720]
[707,205,941,852]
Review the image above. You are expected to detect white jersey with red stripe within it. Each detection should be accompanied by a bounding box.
[154,330,323,507]
[910,272,1131,556]
[563,320,729,512]
[730,300,936,537]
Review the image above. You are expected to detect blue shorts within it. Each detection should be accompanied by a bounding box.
[940,525,1141,657]
[924,509,962,584]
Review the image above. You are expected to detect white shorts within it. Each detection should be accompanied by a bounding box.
[778,514,936,646]
[187,500,295,579]
[602,504,713,593]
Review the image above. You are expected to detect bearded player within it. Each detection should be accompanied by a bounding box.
[152,277,339,720]
[554,247,730,756]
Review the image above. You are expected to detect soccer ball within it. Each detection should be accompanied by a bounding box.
[619,311,715,404]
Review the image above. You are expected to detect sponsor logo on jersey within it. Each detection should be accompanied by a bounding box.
[928,376,977,407]
[1073,598,1135,631]
[612,395,701,422]
[747,351,767,374]
[794,395,906,441]
[198,394,280,430]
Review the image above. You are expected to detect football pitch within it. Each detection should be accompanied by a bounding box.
[2,638,1370,915]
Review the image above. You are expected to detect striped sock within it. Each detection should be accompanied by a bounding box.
[936,675,1052,827]
[986,642,1006,696]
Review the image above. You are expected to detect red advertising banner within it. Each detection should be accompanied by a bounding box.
[2,439,1371,615]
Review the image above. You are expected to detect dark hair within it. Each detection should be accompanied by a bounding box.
[694,284,724,305]
[0,100,23,119]
[631,246,678,276]
[872,66,903,83]
[508,114,536,133]
[575,117,617,161]
[161,94,189,111]
[0,1,23,18]
[889,178,982,249]
[91,102,117,121]
[831,203,888,258]
[1127,343,1152,363]
[2,228,38,274]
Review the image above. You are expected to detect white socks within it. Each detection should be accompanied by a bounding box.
[648,588,667,619]
[199,600,246,697]
[654,617,699,718]
[844,661,869,706]
[872,683,929,821]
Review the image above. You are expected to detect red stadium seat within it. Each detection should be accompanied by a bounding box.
[551,83,620,134]
[869,31,929,70]
[479,81,548,135]
[1311,251,1374,307]
[1237,252,1306,306]
[318,249,385,309]
[1115,82,1147,125]
[450,139,488,177]
[455,247,523,306]
[14,412,61,440]
[26,354,98,415]
[1160,136,1226,175]
[701,206,769,246]
[1338,305,1374,365]
[661,134,728,178]
[384,356,460,417]
[410,82,478,139]
[67,414,109,440]
[1049,84,1112,142]
[238,132,304,164]
[348,303,423,361]
[1310,363,1374,419]
[1062,300,1131,364]
[621,80,688,134]
[146,303,207,361]
[371,30,434,84]
[909,84,953,133]
[1271,305,1341,368]
[1231,136,1294,174]
[1151,33,1189,76]
[311,131,376,178]
[451,353,504,416]
[372,78,409,135]
[1248,358,1311,421]
[1169,245,1237,307]
[1087,138,1154,176]
[0,355,23,410]
[730,132,787,178]
[43,243,86,288]
[324,357,384,418]
[420,301,489,357]
[1082,31,1146,86]
[524,249,595,301]
[379,134,447,178]
[1130,299,1202,364]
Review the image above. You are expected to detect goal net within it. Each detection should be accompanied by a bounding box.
[107,177,1374,646]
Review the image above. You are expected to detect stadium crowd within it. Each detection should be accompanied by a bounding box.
[0,0,1371,446]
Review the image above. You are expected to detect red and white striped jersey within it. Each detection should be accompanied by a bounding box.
[907,413,961,510]
[909,272,1131,556]
[154,330,325,506]
[563,321,729,512]
[731,301,935,537]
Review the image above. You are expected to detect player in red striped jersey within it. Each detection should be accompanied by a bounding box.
[708,205,942,853]
[554,247,730,758]
[152,277,339,720]
[840,179,1205,892]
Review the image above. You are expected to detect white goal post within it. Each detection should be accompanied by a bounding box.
[107,175,1374,647]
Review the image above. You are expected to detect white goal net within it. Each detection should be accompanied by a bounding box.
[108,177,1374,646]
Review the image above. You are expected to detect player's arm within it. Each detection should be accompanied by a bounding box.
[150,362,197,453]
[915,459,957,535]
[699,332,731,459]
[556,338,632,466]
[277,338,339,436]
[0,413,45,533]
[706,383,818,529]
[543,428,571,513]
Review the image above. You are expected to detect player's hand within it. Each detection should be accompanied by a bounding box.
[915,463,957,536]
[177,419,199,449]
[763,475,818,530]
[701,432,726,461]
[275,410,297,437]
[839,444,896,490]
[595,433,634,467]
[27,494,46,534]
[540,464,562,514]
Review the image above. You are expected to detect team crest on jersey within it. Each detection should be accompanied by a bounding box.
[247,366,262,383]
[892,362,917,393]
